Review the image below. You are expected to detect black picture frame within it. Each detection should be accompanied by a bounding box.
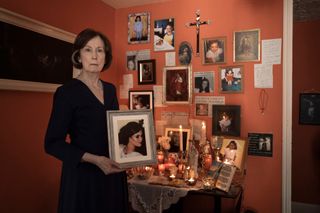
[299,93,320,125]
[248,133,273,157]
[137,59,156,85]
[212,105,241,136]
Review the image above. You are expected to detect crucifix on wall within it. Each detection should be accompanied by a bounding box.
[185,10,211,56]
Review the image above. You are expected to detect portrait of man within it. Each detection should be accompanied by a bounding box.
[234,29,260,62]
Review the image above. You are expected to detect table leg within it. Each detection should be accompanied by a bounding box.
[214,196,222,213]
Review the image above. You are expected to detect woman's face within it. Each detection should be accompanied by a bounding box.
[79,36,105,73]
[201,80,208,88]
[129,130,143,147]
[166,25,172,34]
[127,60,135,70]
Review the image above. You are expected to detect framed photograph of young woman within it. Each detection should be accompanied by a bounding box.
[202,37,226,65]
[164,127,191,152]
[233,29,260,62]
[129,90,154,110]
[163,66,192,104]
[212,105,241,136]
[107,110,157,169]
[128,12,150,44]
[299,93,320,125]
[137,59,156,85]
[219,65,243,93]
[154,18,175,51]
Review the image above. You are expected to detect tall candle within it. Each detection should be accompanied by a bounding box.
[179,125,183,151]
[201,121,206,141]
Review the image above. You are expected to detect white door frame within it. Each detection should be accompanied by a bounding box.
[282,0,293,212]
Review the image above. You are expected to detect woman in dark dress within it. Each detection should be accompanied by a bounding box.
[45,28,128,213]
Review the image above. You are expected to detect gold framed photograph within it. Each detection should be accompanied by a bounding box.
[219,137,247,173]
[163,66,192,104]
[164,127,191,152]
[128,12,150,44]
[202,37,226,65]
[107,110,157,169]
[218,65,243,93]
[233,28,260,62]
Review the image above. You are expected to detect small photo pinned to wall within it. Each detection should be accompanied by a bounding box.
[195,103,209,116]
[248,133,273,157]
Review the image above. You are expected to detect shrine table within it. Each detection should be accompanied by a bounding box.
[127,176,243,213]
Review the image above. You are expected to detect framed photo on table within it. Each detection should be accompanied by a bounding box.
[163,66,192,104]
[128,12,150,44]
[219,137,247,173]
[138,59,156,85]
[299,93,320,125]
[107,110,157,169]
[219,65,243,93]
[129,90,154,110]
[154,18,175,51]
[164,127,191,152]
[202,37,226,65]
[212,105,241,136]
[233,29,260,62]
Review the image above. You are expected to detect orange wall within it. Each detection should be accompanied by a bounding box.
[0,0,283,212]
[0,0,116,212]
[116,0,283,212]
[292,20,320,204]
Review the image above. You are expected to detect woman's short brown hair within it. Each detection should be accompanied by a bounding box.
[71,28,112,71]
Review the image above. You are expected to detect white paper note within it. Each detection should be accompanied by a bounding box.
[153,85,165,107]
[120,85,129,99]
[262,39,282,65]
[254,64,273,88]
[165,52,176,66]
[123,74,133,89]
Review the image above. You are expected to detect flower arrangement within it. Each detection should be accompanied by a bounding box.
[157,136,171,150]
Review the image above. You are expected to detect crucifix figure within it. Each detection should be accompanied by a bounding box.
[185,10,211,56]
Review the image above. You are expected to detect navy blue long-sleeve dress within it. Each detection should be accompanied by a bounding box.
[45,79,128,213]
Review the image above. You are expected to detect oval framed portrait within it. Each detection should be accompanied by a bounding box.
[178,41,192,65]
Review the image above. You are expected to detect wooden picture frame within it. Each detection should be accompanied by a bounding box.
[219,65,243,93]
[128,12,150,44]
[233,28,260,62]
[212,105,241,136]
[129,90,154,110]
[107,110,157,169]
[219,137,248,173]
[202,37,226,65]
[164,127,191,152]
[0,8,76,92]
[154,18,175,51]
[138,59,156,85]
[299,93,320,125]
[163,66,192,104]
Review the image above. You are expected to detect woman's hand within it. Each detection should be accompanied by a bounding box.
[82,153,124,175]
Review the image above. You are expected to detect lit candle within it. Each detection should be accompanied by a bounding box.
[201,121,206,141]
[187,177,196,186]
[158,164,165,175]
[157,151,164,163]
[179,125,183,151]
